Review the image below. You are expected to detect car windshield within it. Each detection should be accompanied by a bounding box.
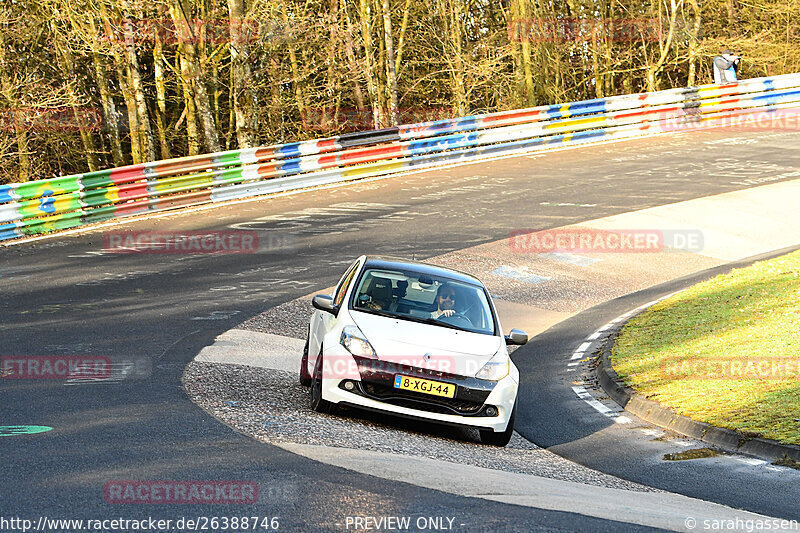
[350,267,496,335]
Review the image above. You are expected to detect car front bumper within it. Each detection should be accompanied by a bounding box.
[320,347,518,432]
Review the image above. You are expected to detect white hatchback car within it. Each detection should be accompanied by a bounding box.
[300,255,528,446]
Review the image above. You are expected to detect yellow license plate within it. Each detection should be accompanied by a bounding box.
[393,375,455,398]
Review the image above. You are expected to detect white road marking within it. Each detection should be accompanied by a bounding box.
[732,457,768,466]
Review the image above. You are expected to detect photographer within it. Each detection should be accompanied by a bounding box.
[713,49,741,83]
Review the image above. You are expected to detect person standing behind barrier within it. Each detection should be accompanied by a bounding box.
[713,50,741,84]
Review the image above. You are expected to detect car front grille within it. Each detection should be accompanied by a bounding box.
[355,381,489,416]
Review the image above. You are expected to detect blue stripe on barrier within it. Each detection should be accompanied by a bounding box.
[751,87,800,104]
[0,223,20,241]
[281,160,302,174]
[563,98,608,116]
[278,142,302,158]
[422,117,478,133]
[0,185,15,203]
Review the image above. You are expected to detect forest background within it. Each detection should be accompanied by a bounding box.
[1,0,798,183]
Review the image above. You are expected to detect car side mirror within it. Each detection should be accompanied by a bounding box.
[505,328,528,346]
[312,294,338,315]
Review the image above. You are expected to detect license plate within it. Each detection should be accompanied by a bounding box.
[393,375,455,398]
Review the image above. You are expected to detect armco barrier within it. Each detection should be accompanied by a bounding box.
[2,72,800,242]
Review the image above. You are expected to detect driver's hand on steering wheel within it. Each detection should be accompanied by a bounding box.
[437,309,456,318]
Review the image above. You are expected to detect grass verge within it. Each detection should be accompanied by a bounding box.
[611,249,800,444]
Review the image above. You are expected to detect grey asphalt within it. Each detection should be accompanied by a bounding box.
[2,127,800,530]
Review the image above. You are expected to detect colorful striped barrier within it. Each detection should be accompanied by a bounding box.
[2,72,800,242]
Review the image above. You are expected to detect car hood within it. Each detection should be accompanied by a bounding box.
[350,311,502,377]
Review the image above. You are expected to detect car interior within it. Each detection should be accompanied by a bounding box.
[353,269,495,334]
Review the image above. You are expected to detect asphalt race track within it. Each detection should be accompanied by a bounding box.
[3,128,800,531]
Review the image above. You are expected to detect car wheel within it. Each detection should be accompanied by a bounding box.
[310,348,335,414]
[480,400,516,447]
[299,328,312,387]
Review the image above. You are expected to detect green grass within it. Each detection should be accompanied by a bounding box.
[611,249,800,444]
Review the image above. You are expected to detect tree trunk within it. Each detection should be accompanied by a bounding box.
[393,0,412,74]
[381,0,399,125]
[98,5,143,163]
[516,0,535,106]
[324,0,340,130]
[50,28,101,171]
[282,9,308,125]
[179,48,201,156]
[342,7,366,118]
[84,18,125,167]
[153,31,172,160]
[169,0,222,153]
[0,28,31,181]
[686,0,703,86]
[228,0,258,147]
[445,0,468,115]
[359,0,384,128]
[122,5,156,161]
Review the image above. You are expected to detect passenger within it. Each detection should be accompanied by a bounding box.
[431,283,457,319]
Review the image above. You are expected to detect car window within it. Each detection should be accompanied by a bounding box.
[350,267,496,335]
[334,261,360,306]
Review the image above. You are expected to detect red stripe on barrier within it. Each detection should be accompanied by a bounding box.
[318,154,337,165]
[256,163,279,176]
[109,166,147,185]
[337,144,404,162]
[151,190,212,210]
[114,199,150,216]
[115,182,148,201]
[483,109,542,124]
[255,148,276,160]
[614,105,680,120]
[317,139,338,151]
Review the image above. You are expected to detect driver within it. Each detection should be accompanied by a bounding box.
[431,283,457,319]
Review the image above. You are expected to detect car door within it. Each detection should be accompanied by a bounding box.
[309,258,362,366]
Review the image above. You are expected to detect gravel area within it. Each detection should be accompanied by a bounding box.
[183,361,661,493]
[237,297,312,339]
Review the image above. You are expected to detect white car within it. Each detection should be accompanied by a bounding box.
[300,255,528,446]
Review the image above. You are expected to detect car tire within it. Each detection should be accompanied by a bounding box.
[299,329,312,387]
[310,348,336,414]
[480,400,516,447]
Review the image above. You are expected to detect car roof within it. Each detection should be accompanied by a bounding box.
[361,255,484,286]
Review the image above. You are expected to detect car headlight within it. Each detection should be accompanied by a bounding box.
[340,325,376,358]
[475,353,509,381]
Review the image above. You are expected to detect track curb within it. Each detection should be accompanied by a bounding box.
[596,307,800,464]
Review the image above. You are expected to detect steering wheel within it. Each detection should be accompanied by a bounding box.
[439,312,473,328]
